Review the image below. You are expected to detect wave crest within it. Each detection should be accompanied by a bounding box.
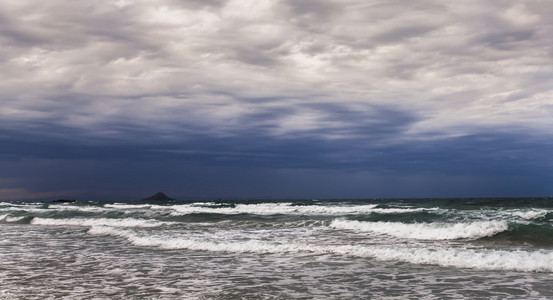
[0,214,25,222]
[329,219,508,240]
[88,226,553,272]
[30,217,170,228]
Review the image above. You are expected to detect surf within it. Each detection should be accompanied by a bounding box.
[329,219,509,240]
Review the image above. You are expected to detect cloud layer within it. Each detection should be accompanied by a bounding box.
[1,0,553,200]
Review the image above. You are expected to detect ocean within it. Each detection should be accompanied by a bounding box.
[2,197,553,299]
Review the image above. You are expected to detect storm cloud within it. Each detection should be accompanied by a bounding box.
[1,0,552,200]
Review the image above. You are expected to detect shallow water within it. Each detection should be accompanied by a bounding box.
[2,198,553,299]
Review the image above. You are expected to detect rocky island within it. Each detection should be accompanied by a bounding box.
[52,199,76,203]
[142,192,174,201]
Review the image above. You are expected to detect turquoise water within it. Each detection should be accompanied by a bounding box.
[2,198,553,299]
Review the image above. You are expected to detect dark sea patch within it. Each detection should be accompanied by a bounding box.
[351,210,447,223]
[481,222,553,247]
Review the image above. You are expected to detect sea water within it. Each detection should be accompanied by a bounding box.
[2,198,553,299]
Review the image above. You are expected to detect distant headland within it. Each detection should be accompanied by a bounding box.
[52,199,76,203]
[142,192,174,201]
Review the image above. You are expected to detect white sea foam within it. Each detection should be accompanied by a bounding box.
[463,208,551,222]
[162,203,438,216]
[371,207,439,214]
[168,203,372,215]
[342,245,553,273]
[0,203,41,207]
[88,226,553,272]
[6,216,24,222]
[0,214,25,222]
[104,203,152,209]
[48,205,111,212]
[0,206,47,213]
[506,209,548,220]
[31,217,171,228]
[329,219,508,240]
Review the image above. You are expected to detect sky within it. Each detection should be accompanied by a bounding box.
[1,0,553,201]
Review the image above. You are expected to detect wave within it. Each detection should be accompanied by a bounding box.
[371,207,440,214]
[329,219,508,240]
[166,203,375,215]
[0,206,48,213]
[505,209,548,220]
[160,203,438,216]
[47,205,111,213]
[104,203,152,209]
[3,202,442,218]
[0,214,25,222]
[0,202,42,207]
[88,226,553,272]
[30,217,171,228]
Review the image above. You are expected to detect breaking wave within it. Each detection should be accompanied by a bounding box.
[506,209,549,220]
[0,214,25,223]
[88,226,553,272]
[104,203,152,209]
[47,205,112,213]
[329,219,509,240]
[157,203,438,216]
[30,217,171,228]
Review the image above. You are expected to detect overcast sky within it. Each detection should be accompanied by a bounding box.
[1,0,553,200]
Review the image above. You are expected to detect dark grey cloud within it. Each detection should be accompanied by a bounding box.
[1,127,551,200]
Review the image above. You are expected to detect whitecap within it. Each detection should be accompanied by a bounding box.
[507,209,548,220]
[30,217,171,228]
[88,226,553,272]
[329,219,508,240]
[104,203,152,209]
[164,203,424,216]
[0,214,25,222]
[48,205,111,213]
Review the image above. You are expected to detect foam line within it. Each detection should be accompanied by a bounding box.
[31,217,171,228]
[88,226,553,272]
[329,219,508,240]
[163,203,439,216]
